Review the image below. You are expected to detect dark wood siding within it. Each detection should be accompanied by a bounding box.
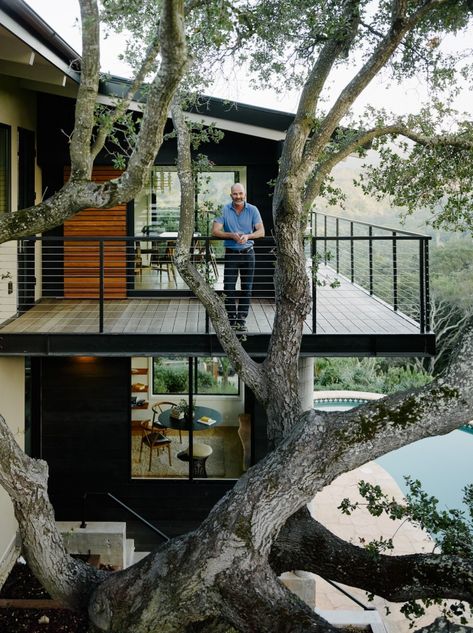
[40,357,130,490]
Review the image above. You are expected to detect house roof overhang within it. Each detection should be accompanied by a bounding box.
[0,0,80,95]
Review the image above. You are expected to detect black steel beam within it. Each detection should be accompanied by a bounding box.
[0,333,435,357]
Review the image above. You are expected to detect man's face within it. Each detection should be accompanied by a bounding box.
[231,185,245,205]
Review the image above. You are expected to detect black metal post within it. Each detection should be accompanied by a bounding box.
[205,238,210,334]
[188,357,194,482]
[335,217,340,274]
[392,232,398,312]
[80,492,88,528]
[350,222,354,283]
[312,236,317,333]
[419,239,425,334]
[323,215,328,264]
[368,226,373,296]
[99,240,104,333]
[424,239,430,332]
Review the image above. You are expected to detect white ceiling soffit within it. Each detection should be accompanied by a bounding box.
[0,13,80,88]
[96,94,287,141]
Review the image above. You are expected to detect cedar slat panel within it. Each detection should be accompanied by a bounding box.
[63,167,127,298]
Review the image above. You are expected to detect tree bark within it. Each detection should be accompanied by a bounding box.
[271,509,473,604]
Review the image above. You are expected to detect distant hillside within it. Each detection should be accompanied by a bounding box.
[314,155,467,245]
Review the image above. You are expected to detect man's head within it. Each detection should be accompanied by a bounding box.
[230,183,246,206]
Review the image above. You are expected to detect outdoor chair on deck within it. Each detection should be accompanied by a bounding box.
[139,420,172,471]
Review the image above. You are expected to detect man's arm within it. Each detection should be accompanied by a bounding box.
[236,222,265,245]
[212,220,241,242]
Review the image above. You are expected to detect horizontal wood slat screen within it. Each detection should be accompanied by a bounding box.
[64,167,127,298]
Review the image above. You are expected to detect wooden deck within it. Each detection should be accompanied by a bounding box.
[0,271,419,336]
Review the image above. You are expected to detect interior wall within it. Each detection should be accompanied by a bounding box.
[0,357,25,585]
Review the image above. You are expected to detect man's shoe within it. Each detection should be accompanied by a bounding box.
[236,320,247,332]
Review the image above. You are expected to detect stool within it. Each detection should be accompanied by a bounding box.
[177,442,213,478]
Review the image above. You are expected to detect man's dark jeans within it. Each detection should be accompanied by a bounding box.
[223,248,255,323]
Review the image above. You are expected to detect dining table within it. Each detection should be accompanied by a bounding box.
[157,405,222,432]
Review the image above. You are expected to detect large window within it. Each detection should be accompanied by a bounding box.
[134,166,246,236]
[130,357,248,482]
[153,356,239,396]
[0,124,11,214]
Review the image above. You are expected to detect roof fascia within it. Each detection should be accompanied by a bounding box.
[0,6,80,83]
[95,93,287,140]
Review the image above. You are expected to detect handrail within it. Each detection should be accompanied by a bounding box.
[324,578,376,611]
[312,211,431,238]
[310,213,431,333]
[0,228,432,336]
[80,491,170,543]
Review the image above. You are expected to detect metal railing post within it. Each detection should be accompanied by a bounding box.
[424,239,430,332]
[323,215,328,264]
[350,222,354,283]
[335,217,340,274]
[205,238,210,334]
[419,239,426,333]
[312,236,317,333]
[392,231,398,312]
[99,240,104,333]
[368,226,373,296]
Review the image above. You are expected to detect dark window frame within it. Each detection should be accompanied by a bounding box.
[152,356,240,397]
[0,123,11,214]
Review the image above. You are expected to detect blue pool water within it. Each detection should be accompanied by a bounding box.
[314,398,473,512]
[313,398,370,412]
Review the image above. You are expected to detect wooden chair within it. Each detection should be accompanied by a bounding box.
[150,241,176,283]
[139,421,172,471]
[191,240,219,280]
[134,242,144,278]
[152,400,182,443]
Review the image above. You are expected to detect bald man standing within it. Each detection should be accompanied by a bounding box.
[212,183,265,331]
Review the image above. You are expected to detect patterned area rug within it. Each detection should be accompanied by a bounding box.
[131,433,226,478]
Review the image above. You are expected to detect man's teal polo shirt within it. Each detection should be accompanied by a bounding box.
[214,202,262,251]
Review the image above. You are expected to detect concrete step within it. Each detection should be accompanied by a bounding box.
[125,538,135,568]
[131,551,150,565]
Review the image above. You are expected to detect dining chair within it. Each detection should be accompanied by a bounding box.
[149,241,176,283]
[139,420,172,471]
[191,240,219,280]
[152,400,182,443]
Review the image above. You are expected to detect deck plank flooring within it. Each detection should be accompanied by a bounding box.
[0,294,418,336]
[0,265,421,336]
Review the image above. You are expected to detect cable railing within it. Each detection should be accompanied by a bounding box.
[311,212,431,334]
[0,220,431,336]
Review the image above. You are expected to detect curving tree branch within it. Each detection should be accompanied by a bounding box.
[69,0,101,181]
[171,102,268,400]
[271,510,473,604]
[0,414,107,610]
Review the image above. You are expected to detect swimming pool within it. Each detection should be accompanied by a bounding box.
[314,395,473,512]
[312,398,370,412]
